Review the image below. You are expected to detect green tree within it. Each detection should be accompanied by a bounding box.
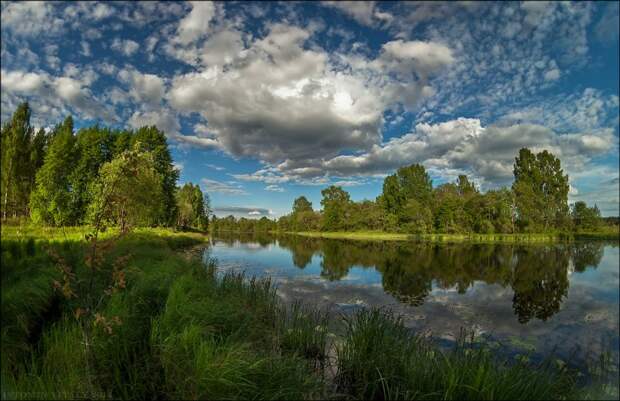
[176,183,210,230]
[432,183,469,233]
[381,163,433,226]
[30,127,47,186]
[1,102,34,219]
[320,185,351,231]
[87,147,164,232]
[397,164,433,205]
[292,196,313,214]
[349,200,386,231]
[69,126,115,223]
[290,196,319,231]
[401,198,433,234]
[30,116,77,225]
[131,126,179,226]
[571,201,602,232]
[512,148,569,232]
[381,175,404,216]
[456,174,477,197]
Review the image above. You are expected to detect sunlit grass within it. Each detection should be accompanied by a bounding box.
[1,225,616,400]
[294,230,578,243]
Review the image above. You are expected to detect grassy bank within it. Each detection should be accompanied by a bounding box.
[294,231,565,243]
[1,227,617,400]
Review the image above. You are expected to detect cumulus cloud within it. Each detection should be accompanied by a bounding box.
[118,68,165,106]
[175,1,216,45]
[127,108,180,136]
[375,40,454,80]
[1,69,116,122]
[200,178,248,195]
[168,22,453,166]
[231,117,617,190]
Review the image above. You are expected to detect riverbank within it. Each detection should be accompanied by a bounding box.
[2,227,617,400]
[293,230,619,243]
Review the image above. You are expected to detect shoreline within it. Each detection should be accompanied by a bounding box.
[290,230,619,243]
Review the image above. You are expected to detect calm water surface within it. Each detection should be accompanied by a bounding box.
[205,234,619,363]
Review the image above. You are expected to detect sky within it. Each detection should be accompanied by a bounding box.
[1,1,619,217]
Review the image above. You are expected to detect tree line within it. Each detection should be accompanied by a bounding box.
[1,103,209,232]
[2,102,607,235]
[214,151,606,235]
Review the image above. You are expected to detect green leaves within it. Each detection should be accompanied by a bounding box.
[512,148,570,232]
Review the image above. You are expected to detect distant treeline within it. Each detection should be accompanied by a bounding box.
[1,103,208,231]
[214,152,613,235]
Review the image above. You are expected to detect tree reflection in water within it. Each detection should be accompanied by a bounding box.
[212,234,606,324]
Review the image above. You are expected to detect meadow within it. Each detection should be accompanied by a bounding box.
[1,226,617,400]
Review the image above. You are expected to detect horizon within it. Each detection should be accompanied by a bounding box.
[1,1,619,217]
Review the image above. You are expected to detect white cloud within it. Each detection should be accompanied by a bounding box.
[206,163,225,171]
[1,67,118,122]
[1,1,63,36]
[0,70,47,92]
[212,206,271,217]
[118,68,165,106]
[128,108,180,136]
[544,68,560,81]
[322,1,392,28]
[168,23,453,167]
[91,2,114,20]
[265,185,285,192]
[80,41,91,57]
[172,161,184,172]
[231,116,617,192]
[176,1,215,45]
[110,38,139,56]
[376,40,454,79]
[200,178,248,195]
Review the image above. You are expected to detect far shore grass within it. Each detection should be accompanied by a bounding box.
[1,223,209,243]
[292,229,619,243]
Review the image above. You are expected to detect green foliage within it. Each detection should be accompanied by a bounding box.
[29,116,77,226]
[211,215,278,233]
[176,182,210,231]
[87,147,164,232]
[68,126,116,224]
[397,163,433,205]
[571,201,602,232]
[433,183,470,233]
[1,102,36,219]
[320,185,351,231]
[131,126,179,226]
[402,198,433,234]
[513,148,570,232]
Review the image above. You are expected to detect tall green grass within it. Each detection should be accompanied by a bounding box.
[1,227,616,400]
[334,308,618,400]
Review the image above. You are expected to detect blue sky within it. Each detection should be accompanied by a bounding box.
[1,1,619,217]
